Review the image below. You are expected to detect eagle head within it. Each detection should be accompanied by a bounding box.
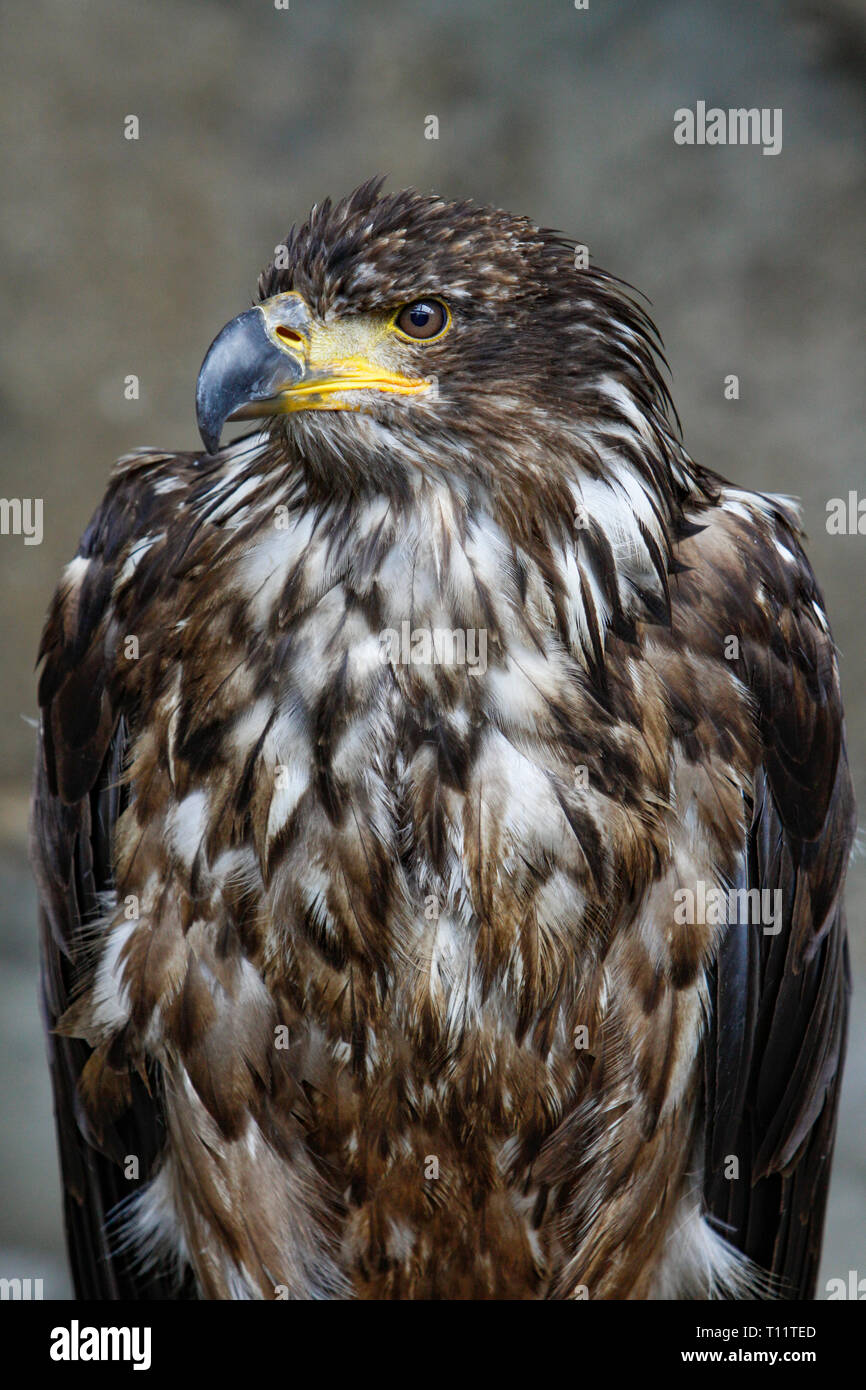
[196,178,678,513]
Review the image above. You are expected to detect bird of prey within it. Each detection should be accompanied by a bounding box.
[32,180,854,1300]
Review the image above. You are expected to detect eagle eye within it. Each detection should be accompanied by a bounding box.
[393,299,450,342]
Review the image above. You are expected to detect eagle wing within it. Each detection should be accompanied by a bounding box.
[697,495,855,1298]
[30,450,198,1299]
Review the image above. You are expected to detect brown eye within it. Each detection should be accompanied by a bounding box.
[394,299,449,341]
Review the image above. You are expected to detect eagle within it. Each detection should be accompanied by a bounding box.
[31,180,854,1300]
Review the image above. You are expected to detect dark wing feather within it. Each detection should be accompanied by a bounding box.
[30,450,200,1300]
[703,502,855,1298]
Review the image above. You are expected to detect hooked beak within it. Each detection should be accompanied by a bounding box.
[195,291,432,454]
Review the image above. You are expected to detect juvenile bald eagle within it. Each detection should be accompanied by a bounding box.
[32,181,853,1300]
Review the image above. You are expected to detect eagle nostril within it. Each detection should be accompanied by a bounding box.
[275,326,304,349]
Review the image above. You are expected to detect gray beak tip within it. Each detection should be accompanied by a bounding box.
[195,390,223,456]
[195,306,301,456]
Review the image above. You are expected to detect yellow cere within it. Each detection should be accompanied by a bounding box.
[258,292,435,412]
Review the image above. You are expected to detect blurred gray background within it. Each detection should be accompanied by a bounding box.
[0,0,863,1297]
